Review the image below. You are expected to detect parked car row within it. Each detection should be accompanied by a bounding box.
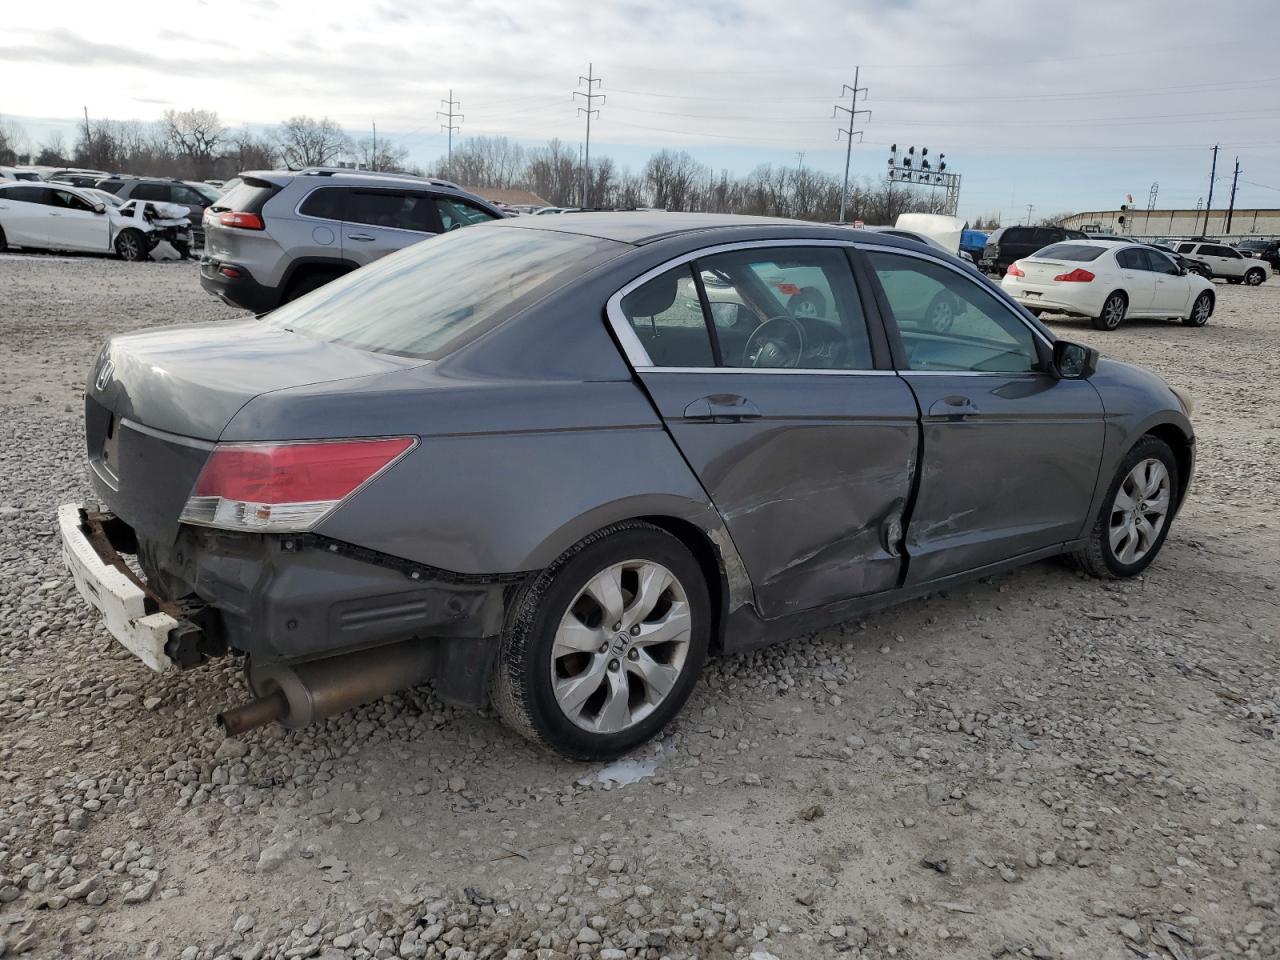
[0,181,193,259]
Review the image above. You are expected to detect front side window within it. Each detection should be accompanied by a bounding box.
[1176,243,1195,254]
[868,251,1040,374]
[131,182,170,202]
[4,185,52,204]
[346,190,435,232]
[434,196,499,231]
[266,225,622,359]
[1143,249,1180,275]
[619,266,715,368]
[52,190,94,211]
[170,184,208,205]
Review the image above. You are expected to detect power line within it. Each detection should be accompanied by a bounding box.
[833,70,870,224]
[574,62,604,207]
[437,89,462,159]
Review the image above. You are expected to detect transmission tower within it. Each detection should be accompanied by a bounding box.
[575,63,605,208]
[1147,182,1158,211]
[437,90,463,160]
[833,68,870,224]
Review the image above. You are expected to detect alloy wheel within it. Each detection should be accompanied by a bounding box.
[1192,294,1211,325]
[1246,270,1264,286]
[117,233,141,261]
[1102,295,1125,329]
[551,559,692,734]
[1109,458,1171,565]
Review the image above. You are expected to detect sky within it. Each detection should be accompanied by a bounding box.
[2,0,1279,223]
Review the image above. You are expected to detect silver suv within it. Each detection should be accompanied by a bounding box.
[198,168,504,312]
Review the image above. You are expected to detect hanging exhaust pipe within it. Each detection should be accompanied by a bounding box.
[217,640,437,736]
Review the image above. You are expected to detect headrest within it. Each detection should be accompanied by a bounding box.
[624,270,679,318]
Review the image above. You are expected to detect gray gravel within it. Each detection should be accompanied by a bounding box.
[0,250,1276,959]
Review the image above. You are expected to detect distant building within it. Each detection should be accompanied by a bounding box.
[1059,208,1280,240]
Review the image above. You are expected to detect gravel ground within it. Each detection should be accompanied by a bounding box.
[0,251,1275,960]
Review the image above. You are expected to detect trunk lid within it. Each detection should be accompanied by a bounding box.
[1018,258,1075,283]
[86,320,423,545]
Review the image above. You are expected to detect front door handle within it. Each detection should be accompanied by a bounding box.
[347,233,376,242]
[928,395,980,419]
[684,394,762,422]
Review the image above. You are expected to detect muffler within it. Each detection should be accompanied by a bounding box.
[217,640,437,736]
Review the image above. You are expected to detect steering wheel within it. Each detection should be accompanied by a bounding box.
[743,316,807,368]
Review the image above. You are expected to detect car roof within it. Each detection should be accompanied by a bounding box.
[487,211,884,246]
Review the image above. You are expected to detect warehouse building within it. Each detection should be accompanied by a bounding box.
[1059,208,1280,240]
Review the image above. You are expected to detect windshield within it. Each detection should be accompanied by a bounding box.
[1032,243,1105,262]
[265,225,625,359]
[86,189,123,207]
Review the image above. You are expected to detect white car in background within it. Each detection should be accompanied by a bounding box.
[1001,239,1216,331]
[1174,241,1271,285]
[0,181,192,260]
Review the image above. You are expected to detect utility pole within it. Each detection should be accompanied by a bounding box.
[574,62,605,208]
[437,90,462,161]
[1225,156,1240,235]
[371,121,377,171]
[1025,203,1035,225]
[833,68,870,224]
[1204,144,1219,234]
[82,106,91,162]
[1191,196,1203,236]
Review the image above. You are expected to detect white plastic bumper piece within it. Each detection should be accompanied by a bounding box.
[58,503,176,673]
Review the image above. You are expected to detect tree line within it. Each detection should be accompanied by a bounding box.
[1,110,1007,226]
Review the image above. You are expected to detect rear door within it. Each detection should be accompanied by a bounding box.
[610,241,919,618]
[862,248,1104,584]
[1114,247,1156,313]
[0,185,57,247]
[342,189,441,264]
[44,188,111,252]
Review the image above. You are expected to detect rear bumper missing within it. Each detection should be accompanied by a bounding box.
[59,504,513,707]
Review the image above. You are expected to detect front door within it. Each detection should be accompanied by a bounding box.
[1144,248,1192,315]
[341,189,439,265]
[45,189,110,252]
[612,243,919,619]
[863,249,1104,584]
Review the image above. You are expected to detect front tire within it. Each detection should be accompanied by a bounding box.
[114,229,148,262]
[1183,291,1213,327]
[491,522,710,761]
[1071,436,1178,579]
[0,225,7,252]
[1093,291,1127,331]
[1244,267,1265,286]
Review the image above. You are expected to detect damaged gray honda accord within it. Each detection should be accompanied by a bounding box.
[61,213,1195,760]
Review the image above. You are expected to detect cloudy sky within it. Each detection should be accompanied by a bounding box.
[2,0,1278,221]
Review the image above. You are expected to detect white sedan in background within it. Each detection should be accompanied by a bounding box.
[1001,239,1216,331]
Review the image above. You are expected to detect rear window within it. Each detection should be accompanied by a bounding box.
[264,225,624,360]
[1033,243,1105,262]
[211,178,277,213]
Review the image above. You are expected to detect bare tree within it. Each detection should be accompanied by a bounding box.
[273,116,352,169]
[35,131,68,166]
[162,108,226,177]
[224,130,275,175]
[0,118,29,164]
[355,136,408,173]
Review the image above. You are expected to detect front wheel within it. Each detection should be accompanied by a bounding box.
[1244,267,1266,286]
[1093,291,1127,331]
[1071,436,1178,579]
[1183,291,1213,327]
[114,229,148,262]
[491,522,710,760]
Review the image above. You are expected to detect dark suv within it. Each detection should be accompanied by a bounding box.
[95,177,222,246]
[981,225,1089,275]
[198,168,504,312]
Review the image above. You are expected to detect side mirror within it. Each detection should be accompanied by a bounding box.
[1052,340,1098,380]
[707,301,754,328]
[1176,264,1187,276]
[93,202,106,214]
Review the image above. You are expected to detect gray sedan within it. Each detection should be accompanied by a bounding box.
[61,214,1195,760]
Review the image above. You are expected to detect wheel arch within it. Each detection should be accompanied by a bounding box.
[1144,421,1194,512]
[279,256,358,293]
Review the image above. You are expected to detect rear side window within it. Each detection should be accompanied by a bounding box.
[298,187,347,221]
[1116,249,1147,270]
[619,265,715,368]
[346,190,436,232]
[1035,243,1104,262]
[1002,228,1030,244]
[265,226,622,359]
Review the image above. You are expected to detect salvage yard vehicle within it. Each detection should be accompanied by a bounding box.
[1175,241,1271,285]
[0,181,192,259]
[60,214,1196,760]
[198,167,504,312]
[1001,239,1216,331]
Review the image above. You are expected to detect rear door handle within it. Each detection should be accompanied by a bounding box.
[684,394,762,422]
[347,233,376,242]
[928,395,980,419]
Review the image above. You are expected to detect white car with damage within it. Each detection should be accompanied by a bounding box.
[0,181,192,260]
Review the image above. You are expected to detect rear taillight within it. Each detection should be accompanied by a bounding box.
[1006,262,1025,278]
[1053,268,1095,282]
[218,211,264,230]
[180,437,416,532]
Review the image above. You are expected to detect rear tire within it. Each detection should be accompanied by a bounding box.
[114,229,148,262]
[282,269,341,303]
[1093,291,1127,331]
[1244,267,1265,286]
[1183,291,1213,327]
[1070,435,1179,579]
[490,522,710,761]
